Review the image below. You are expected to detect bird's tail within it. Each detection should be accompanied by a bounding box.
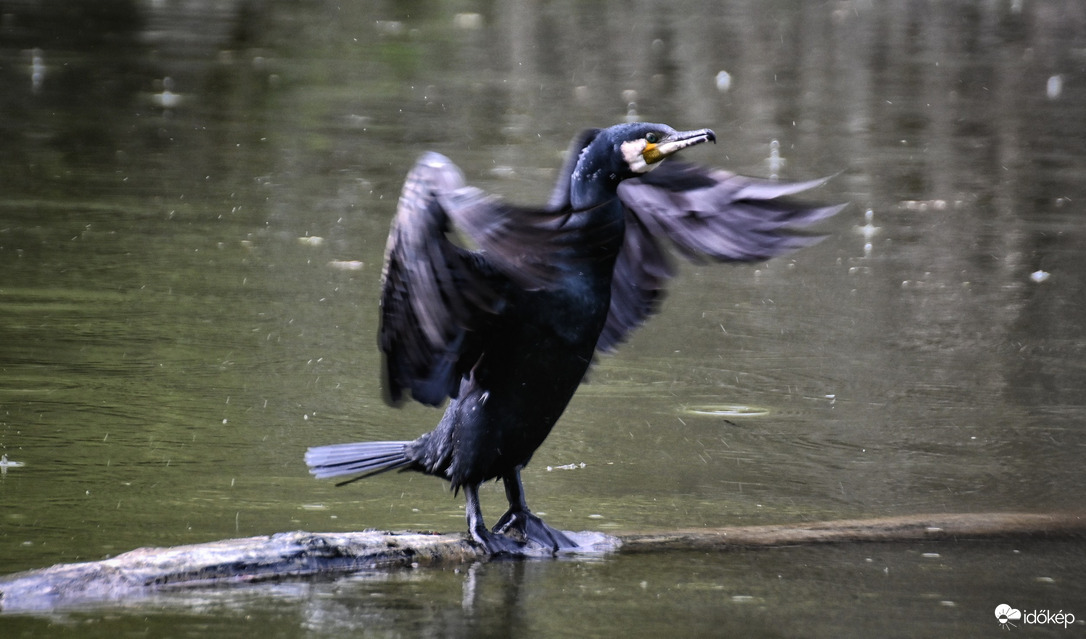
[305,440,415,486]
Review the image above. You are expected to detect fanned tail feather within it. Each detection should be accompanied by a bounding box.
[305,441,414,486]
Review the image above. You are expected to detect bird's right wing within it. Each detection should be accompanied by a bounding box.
[379,152,597,407]
[600,161,845,351]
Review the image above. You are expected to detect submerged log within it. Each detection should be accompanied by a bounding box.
[616,511,1086,552]
[1,512,1083,613]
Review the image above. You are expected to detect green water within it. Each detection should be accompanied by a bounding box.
[2,1,1086,636]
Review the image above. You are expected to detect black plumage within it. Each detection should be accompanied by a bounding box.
[305,123,844,555]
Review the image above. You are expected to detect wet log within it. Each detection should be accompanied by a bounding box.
[1,512,1082,613]
[616,511,1086,552]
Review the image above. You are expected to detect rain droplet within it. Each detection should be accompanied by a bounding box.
[1046,75,1062,99]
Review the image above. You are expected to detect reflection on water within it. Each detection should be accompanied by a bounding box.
[2,0,1086,636]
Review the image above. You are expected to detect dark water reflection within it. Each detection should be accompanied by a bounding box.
[2,0,1086,636]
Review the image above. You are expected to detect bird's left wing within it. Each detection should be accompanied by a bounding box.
[380,152,608,406]
[600,161,845,351]
[378,154,496,406]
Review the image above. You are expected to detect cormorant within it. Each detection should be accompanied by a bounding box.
[305,122,842,555]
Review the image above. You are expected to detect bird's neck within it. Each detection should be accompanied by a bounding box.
[568,144,622,210]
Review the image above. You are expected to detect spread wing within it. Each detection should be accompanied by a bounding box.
[379,152,608,406]
[599,161,845,352]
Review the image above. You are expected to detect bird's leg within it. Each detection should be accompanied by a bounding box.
[492,467,577,551]
[464,483,523,556]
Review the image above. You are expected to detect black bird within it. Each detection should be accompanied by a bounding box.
[306,122,842,555]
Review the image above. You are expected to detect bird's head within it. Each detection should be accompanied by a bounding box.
[567,122,715,209]
[612,123,716,175]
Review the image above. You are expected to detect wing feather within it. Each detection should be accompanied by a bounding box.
[599,162,845,351]
[379,152,615,406]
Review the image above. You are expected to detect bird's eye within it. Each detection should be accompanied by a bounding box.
[645,132,660,144]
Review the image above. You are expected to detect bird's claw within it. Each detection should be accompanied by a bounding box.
[468,509,577,557]
[493,509,577,552]
[470,526,538,556]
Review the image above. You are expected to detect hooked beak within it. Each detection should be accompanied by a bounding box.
[643,128,716,164]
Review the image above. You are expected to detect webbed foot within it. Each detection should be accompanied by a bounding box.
[469,526,531,556]
[492,508,576,552]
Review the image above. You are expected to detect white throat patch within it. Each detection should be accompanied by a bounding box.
[620,139,658,174]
